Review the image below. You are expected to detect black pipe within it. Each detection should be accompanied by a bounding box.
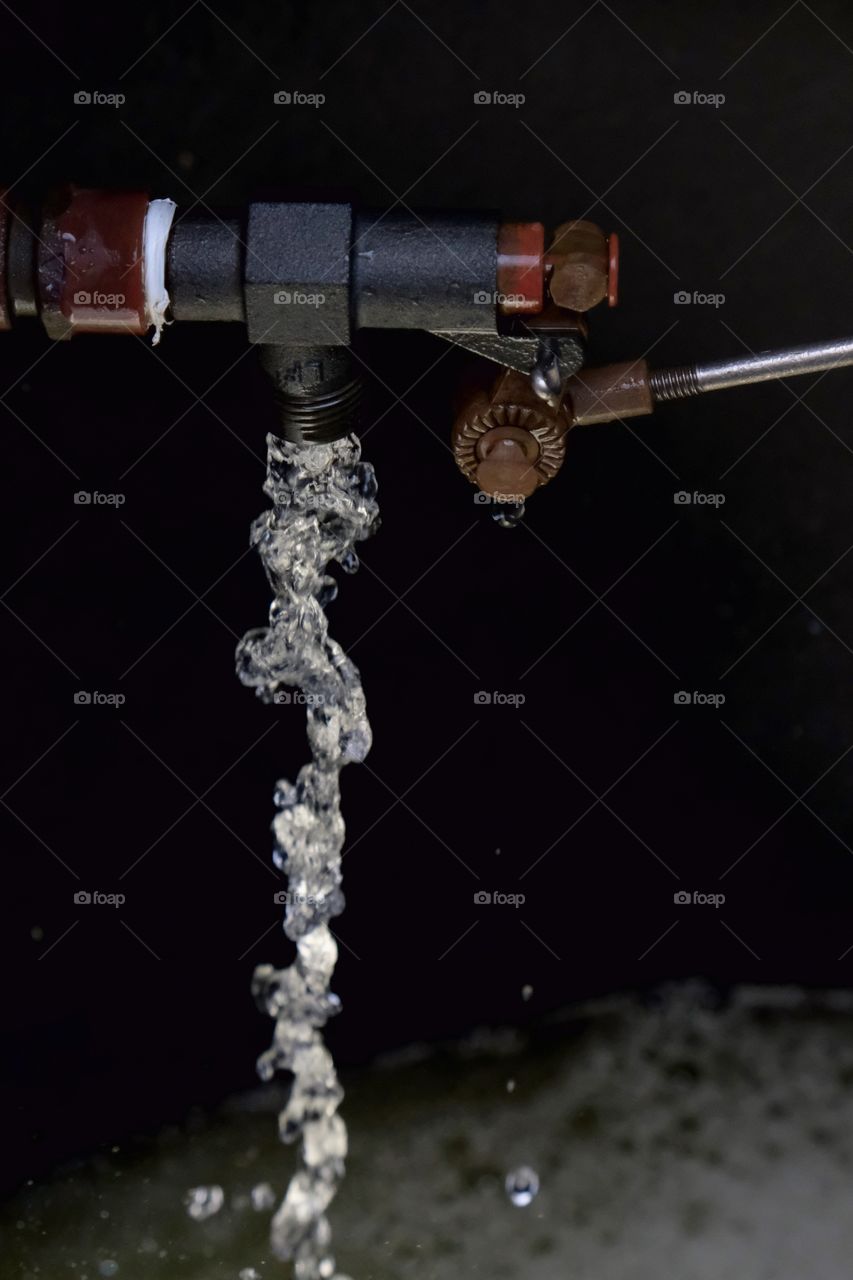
[352,210,499,332]
[167,215,245,323]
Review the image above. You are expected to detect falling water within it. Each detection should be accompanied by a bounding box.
[235,433,379,1279]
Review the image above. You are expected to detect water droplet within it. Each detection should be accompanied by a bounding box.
[505,1165,539,1207]
[98,1263,119,1278]
[491,501,525,529]
[256,1050,276,1082]
[250,1181,276,1211]
[239,1270,261,1280]
[506,1078,516,1093]
[521,984,533,1001]
[184,1185,224,1220]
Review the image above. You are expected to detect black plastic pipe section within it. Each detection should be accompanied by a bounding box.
[167,216,245,322]
[351,210,499,332]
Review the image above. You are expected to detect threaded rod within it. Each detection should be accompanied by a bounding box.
[651,336,853,404]
[649,365,701,401]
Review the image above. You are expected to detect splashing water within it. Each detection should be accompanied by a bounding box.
[184,1185,225,1220]
[505,1165,539,1207]
[251,1181,277,1212]
[236,434,379,1279]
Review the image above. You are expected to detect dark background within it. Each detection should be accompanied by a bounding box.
[3,0,853,1194]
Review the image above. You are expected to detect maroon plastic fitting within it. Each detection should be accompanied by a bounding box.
[37,186,150,339]
[496,221,545,316]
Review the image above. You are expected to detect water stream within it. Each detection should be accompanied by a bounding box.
[235,433,379,1279]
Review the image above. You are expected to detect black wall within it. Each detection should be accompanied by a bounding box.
[3,0,853,1191]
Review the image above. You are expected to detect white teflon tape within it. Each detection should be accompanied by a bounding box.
[143,198,177,345]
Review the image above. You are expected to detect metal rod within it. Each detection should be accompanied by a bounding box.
[650,337,853,402]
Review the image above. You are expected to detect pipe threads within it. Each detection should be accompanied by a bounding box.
[276,376,364,445]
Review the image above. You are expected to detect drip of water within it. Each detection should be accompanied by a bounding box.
[185,1185,224,1220]
[505,1165,539,1207]
[251,1181,276,1212]
[491,500,525,529]
[236,434,379,1280]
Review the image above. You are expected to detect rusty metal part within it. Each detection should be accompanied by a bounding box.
[37,186,149,339]
[496,221,545,315]
[453,367,572,499]
[436,304,586,381]
[565,360,654,426]
[0,189,11,330]
[546,219,610,312]
[563,340,853,429]
[607,232,619,308]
